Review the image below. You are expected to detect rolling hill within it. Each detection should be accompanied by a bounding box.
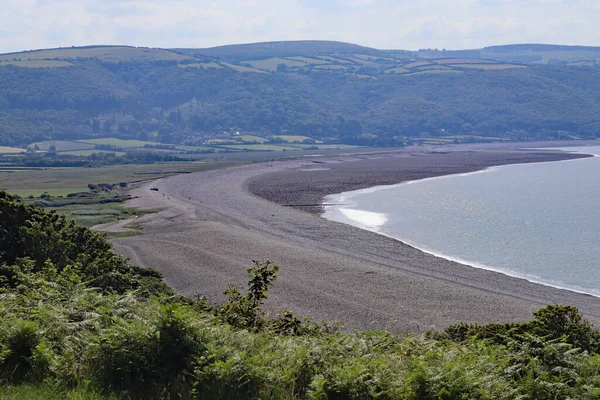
[0,41,599,147]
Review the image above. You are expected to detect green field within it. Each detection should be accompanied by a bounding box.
[287,56,329,65]
[174,145,214,151]
[46,203,152,227]
[273,135,319,143]
[300,144,360,149]
[404,61,432,68]
[59,149,127,156]
[222,144,303,151]
[314,64,347,70]
[384,66,410,74]
[435,58,497,65]
[76,138,160,148]
[316,55,354,64]
[0,60,73,68]
[247,57,308,71]
[32,140,95,152]
[454,63,527,70]
[222,63,264,73]
[0,46,191,62]
[0,162,232,196]
[0,146,24,154]
[238,135,269,143]
[7,188,90,198]
[406,70,463,76]
[413,65,453,71]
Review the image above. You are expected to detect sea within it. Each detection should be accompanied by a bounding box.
[323,146,600,297]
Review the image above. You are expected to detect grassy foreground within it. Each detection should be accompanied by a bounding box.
[1,190,600,399]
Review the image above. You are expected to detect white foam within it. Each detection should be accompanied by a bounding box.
[338,208,388,231]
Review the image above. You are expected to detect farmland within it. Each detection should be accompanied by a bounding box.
[76,138,161,148]
[0,146,24,154]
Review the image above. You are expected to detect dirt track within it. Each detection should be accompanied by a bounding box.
[111,147,600,332]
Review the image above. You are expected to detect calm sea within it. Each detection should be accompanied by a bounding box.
[323,146,600,296]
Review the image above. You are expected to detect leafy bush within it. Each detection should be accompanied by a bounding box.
[443,305,600,354]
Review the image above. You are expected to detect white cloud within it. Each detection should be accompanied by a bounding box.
[0,0,598,53]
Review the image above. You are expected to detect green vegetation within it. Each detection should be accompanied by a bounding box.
[2,191,600,399]
[1,41,600,148]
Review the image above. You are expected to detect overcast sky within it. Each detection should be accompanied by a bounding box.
[1,0,599,53]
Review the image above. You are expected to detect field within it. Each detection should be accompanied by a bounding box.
[174,145,214,152]
[221,63,264,73]
[404,61,432,68]
[314,64,347,70]
[302,144,361,149]
[406,70,463,76]
[0,60,73,68]
[32,140,95,152]
[435,58,497,64]
[45,203,152,227]
[76,138,160,148]
[287,56,329,64]
[453,63,527,70]
[316,55,354,64]
[384,66,410,74]
[414,65,453,71]
[222,144,303,151]
[59,150,127,156]
[273,135,321,143]
[0,162,233,197]
[238,135,268,143]
[0,146,24,154]
[247,57,308,71]
[0,46,191,62]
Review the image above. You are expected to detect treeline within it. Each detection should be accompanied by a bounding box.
[1,151,191,168]
[1,60,600,146]
[2,191,600,399]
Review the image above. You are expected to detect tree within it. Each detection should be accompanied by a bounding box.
[45,145,57,157]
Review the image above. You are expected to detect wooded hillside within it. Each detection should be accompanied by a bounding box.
[1,42,600,146]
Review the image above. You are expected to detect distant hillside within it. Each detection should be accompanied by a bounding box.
[1,41,600,147]
[418,43,600,65]
[174,40,382,60]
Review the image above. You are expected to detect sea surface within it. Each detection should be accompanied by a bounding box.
[323,146,600,296]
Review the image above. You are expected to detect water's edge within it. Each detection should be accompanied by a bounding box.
[322,148,600,298]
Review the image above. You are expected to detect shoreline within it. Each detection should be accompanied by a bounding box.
[111,145,600,332]
[320,151,600,298]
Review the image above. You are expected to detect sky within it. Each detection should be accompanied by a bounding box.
[1,0,599,53]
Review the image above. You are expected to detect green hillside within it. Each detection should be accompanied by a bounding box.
[1,41,600,147]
